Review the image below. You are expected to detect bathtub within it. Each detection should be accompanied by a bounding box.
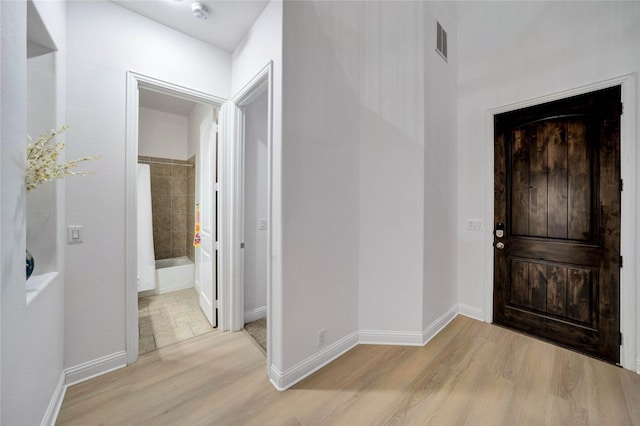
[139,256,194,297]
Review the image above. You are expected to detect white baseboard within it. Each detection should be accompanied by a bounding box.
[244,306,267,323]
[270,331,359,390]
[457,303,484,321]
[422,305,458,345]
[358,305,458,347]
[269,308,460,391]
[359,329,424,346]
[65,351,127,386]
[269,364,286,391]
[41,371,66,426]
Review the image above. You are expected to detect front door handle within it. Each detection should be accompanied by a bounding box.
[496,242,505,250]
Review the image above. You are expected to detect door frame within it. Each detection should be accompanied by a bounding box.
[124,71,225,364]
[220,62,273,369]
[483,74,637,371]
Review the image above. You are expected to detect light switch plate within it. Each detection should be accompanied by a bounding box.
[258,218,267,231]
[466,219,483,231]
[67,225,83,243]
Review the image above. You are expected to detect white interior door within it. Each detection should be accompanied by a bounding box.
[198,117,218,327]
[218,100,245,332]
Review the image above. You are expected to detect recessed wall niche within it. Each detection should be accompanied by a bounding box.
[26,0,59,291]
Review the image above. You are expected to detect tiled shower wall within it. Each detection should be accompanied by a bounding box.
[139,156,196,261]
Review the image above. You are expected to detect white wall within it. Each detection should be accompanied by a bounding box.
[1,1,67,424]
[138,107,189,160]
[231,0,284,371]
[243,91,269,321]
[277,1,460,378]
[231,1,282,96]
[0,4,28,423]
[281,1,360,370]
[358,1,426,335]
[457,1,640,366]
[422,2,458,328]
[65,0,230,372]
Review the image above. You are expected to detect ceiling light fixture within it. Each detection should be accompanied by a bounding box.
[191,2,209,19]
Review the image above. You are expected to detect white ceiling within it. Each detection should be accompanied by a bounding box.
[139,89,199,116]
[109,0,269,53]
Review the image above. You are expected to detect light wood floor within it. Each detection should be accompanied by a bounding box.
[57,316,640,425]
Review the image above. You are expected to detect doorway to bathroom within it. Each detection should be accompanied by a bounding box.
[136,87,219,355]
[125,65,275,369]
[125,73,225,361]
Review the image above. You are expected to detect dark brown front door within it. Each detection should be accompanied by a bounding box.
[493,86,622,363]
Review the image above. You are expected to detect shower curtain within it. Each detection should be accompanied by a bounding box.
[137,164,156,292]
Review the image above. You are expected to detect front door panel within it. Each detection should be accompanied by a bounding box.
[494,86,621,363]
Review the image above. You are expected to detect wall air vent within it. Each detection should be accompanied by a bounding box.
[436,21,448,61]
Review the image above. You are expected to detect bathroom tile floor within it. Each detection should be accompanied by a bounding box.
[138,288,216,355]
[243,318,267,354]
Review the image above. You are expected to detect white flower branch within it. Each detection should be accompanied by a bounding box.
[26,126,100,192]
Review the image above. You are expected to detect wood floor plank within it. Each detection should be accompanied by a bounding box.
[57,316,640,426]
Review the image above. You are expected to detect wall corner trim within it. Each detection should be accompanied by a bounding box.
[272,331,359,390]
[41,371,66,426]
[64,351,127,387]
[457,303,484,321]
[269,364,286,391]
[422,305,459,345]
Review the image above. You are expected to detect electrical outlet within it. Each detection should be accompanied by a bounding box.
[258,218,268,231]
[318,328,326,346]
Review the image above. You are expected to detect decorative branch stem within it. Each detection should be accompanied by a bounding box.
[26,126,100,191]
